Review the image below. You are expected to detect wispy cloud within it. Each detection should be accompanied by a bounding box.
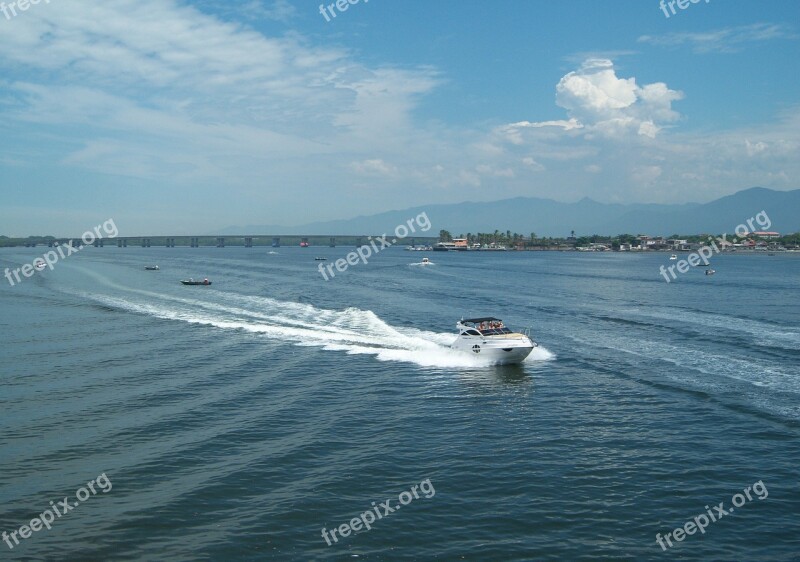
[638,23,796,53]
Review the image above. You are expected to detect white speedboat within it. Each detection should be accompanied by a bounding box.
[34,259,46,271]
[451,317,537,365]
[670,254,677,260]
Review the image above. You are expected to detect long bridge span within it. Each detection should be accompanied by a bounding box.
[27,235,437,249]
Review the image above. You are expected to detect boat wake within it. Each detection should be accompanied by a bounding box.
[85,288,555,369]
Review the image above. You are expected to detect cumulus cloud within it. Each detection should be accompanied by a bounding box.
[555,59,683,138]
[500,59,683,144]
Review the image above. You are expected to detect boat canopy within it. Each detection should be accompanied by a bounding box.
[461,317,502,324]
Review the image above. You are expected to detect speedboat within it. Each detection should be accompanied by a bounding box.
[451,317,537,365]
[34,259,46,271]
[670,254,677,260]
[705,269,715,276]
[421,257,432,265]
[314,257,327,261]
[181,278,212,285]
[145,265,159,270]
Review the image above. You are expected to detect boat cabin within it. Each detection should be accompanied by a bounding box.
[458,317,513,336]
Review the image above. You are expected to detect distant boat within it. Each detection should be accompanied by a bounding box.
[705,269,715,276]
[314,257,327,261]
[145,265,159,270]
[34,259,46,271]
[181,278,211,285]
[670,254,677,260]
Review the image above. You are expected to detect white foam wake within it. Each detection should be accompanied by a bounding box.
[87,289,554,369]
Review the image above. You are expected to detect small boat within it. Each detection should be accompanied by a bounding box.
[34,259,46,271]
[450,317,537,365]
[145,265,159,270]
[705,269,715,276]
[314,257,327,261]
[669,254,677,260]
[421,257,432,265]
[181,278,212,285]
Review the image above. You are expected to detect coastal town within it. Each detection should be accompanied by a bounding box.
[430,230,799,252]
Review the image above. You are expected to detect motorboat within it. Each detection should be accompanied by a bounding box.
[181,278,212,285]
[411,257,434,266]
[451,317,537,365]
[669,254,677,260]
[145,265,159,270]
[34,259,46,271]
[314,257,327,261]
[705,269,715,276]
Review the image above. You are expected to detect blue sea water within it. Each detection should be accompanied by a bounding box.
[1,246,799,561]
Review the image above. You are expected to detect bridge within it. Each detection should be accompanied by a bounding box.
[26,235,437,249]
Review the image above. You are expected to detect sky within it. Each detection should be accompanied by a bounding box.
[0,0,798,236]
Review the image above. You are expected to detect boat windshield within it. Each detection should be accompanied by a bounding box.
[479,327,513,336]
[461,318,512,335]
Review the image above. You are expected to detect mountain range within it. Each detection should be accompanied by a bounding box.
[220,187,800,237]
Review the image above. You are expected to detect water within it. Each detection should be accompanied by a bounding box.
[1,247,799,561]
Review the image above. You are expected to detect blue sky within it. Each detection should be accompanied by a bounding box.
[1,0,798,235]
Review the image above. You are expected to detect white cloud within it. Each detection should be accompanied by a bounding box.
[351,159,398,176]
[638,23,796,54]
[554,59,683,139]
[499,59,682,145]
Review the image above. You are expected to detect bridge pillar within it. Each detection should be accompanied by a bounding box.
[329,237,336,247]
[216,237,225,248]
[272,237,280,248]
[245,237,253,248]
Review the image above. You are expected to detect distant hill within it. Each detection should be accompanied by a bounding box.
[220,187,800,237]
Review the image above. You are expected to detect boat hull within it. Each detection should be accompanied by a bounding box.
[450,335,535,365]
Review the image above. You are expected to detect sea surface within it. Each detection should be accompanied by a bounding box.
[1,246,799,561]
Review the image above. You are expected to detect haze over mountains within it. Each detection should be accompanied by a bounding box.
[222,187,800,237]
